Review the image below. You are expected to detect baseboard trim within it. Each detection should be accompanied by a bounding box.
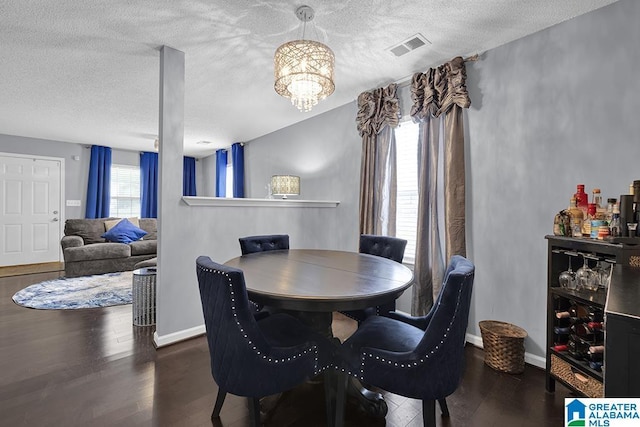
[384,311,548,369]
[151,320,547,369]
[466,332,546,369]
[0,262,63,278]
[154,324,206,348]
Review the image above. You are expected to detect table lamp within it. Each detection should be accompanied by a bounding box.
[271,175,300,199]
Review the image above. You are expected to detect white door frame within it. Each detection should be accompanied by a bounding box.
[0,152,66,264]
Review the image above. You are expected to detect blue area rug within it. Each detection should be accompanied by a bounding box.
[12,271,133,310]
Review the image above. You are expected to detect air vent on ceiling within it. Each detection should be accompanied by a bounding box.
[387,33,431,57]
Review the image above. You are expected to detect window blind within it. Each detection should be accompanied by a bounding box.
[395,121,419,264]
[110,164,141,218]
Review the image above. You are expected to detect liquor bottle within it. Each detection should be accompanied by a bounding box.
[610,204,622,237]
[592,188,603,211]
[583,203,596,237]
[606,198,617,223]
[574,184,588,213]
[567,198,584,238]
[592,188,607,225]
[634,180,640,237]
[620,194,635,237]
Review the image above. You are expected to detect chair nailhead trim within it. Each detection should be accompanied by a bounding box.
[198,265,322,371]
[356,280,466,374]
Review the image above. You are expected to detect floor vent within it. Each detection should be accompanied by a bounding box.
[387,33,431,57]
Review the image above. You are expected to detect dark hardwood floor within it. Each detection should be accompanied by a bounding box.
[0,270,573,426]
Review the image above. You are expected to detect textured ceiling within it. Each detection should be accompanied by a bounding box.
[0,0,618,157]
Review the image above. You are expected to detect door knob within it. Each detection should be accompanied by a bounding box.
[52,218,59,222]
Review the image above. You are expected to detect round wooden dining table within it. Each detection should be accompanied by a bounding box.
[224,249,413,312]
[224,248,414,418]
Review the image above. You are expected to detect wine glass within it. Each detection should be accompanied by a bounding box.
[593,260,612,289]
[558,257,576,290]
[576,254,597,292]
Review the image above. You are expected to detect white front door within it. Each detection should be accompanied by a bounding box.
[0,154,63,267]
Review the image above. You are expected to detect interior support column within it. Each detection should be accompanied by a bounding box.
[154,45,185,347]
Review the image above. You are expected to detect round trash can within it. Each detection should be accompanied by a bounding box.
[479,320,527,374]
[132,267,156,326]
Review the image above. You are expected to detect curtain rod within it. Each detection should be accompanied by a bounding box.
[390,54,480,89]
[216,142,245,152]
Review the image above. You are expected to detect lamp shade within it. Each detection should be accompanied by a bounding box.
[274,39,335,112]
[271,175,300,198]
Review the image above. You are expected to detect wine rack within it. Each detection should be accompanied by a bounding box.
[545,236,640,397]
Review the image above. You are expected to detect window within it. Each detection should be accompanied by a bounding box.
[226,155,234,197]
[110,164,141,218]
[395,120,420,264]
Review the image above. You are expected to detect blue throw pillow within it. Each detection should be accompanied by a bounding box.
[101,218,147,244]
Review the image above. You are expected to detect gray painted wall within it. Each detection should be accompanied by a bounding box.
[0,133,205,220]
[154,97,365,343]
[183,0,639,358]
[200,154,216,197]
[464,0,640,359]
[244,103,415,312]
[245,102,361,244]
[0,133,138,219]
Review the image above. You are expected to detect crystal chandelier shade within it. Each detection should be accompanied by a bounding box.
[274,7,335,112]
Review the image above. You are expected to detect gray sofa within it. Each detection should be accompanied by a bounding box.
[61,218,157,277]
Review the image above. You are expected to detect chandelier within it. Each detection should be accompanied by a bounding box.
[274,6,335,112]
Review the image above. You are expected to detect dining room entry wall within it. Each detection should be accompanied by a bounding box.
[155,93,373,346]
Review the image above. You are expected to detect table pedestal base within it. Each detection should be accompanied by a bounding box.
[265,309,388,419]
[347,377,387,418]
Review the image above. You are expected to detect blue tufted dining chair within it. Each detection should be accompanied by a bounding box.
[335,255,475,427]
[238,234,290,315]
[341,234,408,322]
[239,234,290,255]
[196,256,336,426]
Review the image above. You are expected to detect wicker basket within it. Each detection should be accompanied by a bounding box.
[479,320,527,374]
[550,354,603,397]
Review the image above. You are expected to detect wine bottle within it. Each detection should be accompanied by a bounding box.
[588,345,604,354]
[568,338,590,360]
[556,304,602,322]
[586,322,603,331]
[556,304,590,320]
[587,351,604,363]
[588,309,604,322]
[589,361,603,371]
[571,323,604,340]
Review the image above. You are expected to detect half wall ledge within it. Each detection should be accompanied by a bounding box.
[182,196,340,208]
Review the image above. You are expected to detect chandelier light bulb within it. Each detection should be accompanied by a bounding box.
[274,6,335,112]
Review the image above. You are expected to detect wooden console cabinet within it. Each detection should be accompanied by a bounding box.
[545,235,640,397]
